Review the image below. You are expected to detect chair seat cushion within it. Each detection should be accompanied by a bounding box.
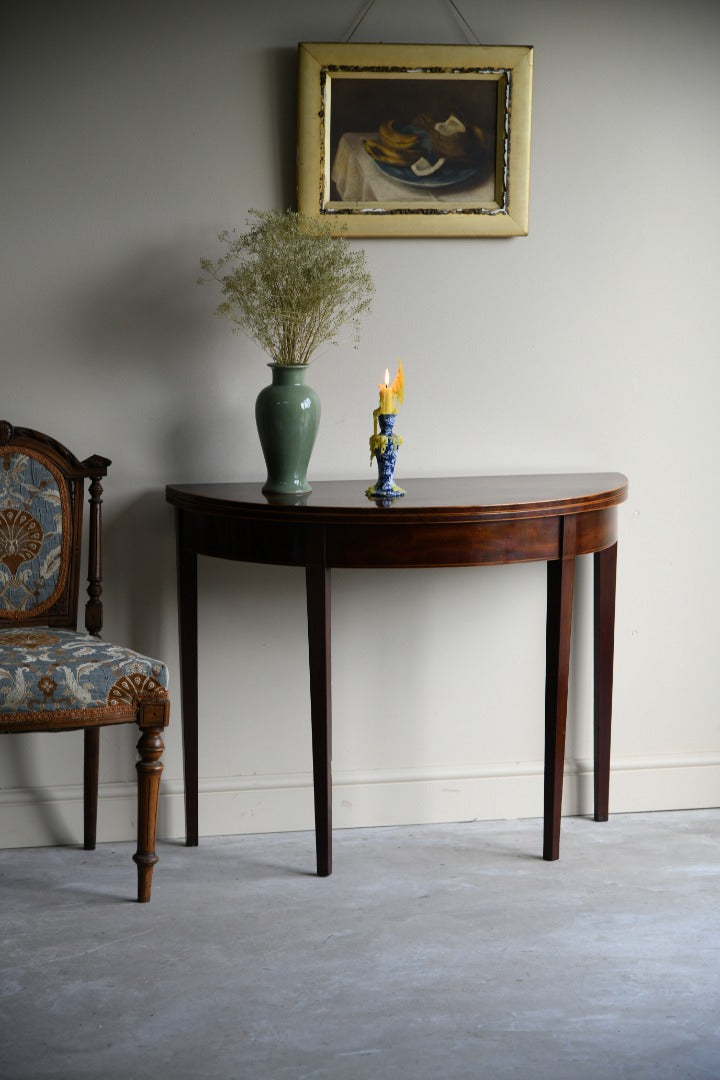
[0,627,168,720]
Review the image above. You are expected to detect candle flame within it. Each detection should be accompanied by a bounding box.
[384,368,390,387]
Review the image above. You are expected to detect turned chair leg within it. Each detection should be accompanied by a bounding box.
[133,701,169,903]
[83,728,100,850]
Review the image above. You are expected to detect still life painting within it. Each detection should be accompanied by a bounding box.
[297,42,533,238]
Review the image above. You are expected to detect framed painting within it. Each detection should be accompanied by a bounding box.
[296,41,533,238]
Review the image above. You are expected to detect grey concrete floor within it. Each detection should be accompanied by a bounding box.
[2,809,719,1080]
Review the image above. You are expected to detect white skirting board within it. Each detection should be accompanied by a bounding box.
[2,753,719,849]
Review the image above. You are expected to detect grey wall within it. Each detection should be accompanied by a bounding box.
[2,0,719,846]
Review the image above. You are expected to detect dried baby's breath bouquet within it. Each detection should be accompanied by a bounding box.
[199,209,374,366]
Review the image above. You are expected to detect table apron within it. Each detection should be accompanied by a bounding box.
[178,506,618,569]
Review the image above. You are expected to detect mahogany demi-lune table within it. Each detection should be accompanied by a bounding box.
[166,473,628,875]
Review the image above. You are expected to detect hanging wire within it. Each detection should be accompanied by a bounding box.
[446,0,483,44]
[345,0,484,44]
[344,0,378,42]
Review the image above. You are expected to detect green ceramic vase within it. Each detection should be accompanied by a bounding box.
[255,364,320,495]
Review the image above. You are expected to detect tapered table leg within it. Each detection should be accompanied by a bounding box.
[306,561,332,877]
[594,543,618,822]
[176,511,199,846]
[544,550,576,861]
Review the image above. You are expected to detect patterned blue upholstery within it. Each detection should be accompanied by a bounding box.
[0,627,169,720]
[0,450,67,617]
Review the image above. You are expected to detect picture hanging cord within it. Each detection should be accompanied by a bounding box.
[344,0,483,44]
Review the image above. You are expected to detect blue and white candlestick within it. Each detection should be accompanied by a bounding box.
[367,412,406,500]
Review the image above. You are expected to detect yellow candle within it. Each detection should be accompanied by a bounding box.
[378,368,394,414]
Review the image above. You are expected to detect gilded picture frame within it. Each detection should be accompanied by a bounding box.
[296,41,533,238]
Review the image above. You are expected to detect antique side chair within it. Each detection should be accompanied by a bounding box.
[0,421,170,901]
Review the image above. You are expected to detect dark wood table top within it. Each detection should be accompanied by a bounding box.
[166,473,629,524]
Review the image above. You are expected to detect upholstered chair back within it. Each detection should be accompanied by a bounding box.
[0,421,109,632]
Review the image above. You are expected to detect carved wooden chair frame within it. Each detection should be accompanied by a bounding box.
[0,420,169,901]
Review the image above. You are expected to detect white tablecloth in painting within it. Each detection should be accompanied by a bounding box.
[331,132,495,204]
